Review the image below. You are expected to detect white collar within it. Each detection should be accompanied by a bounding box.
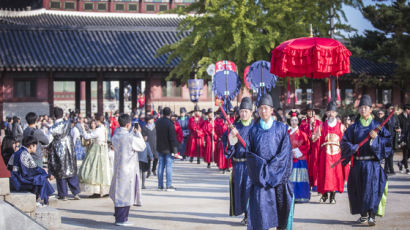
[327,118,337,127]
[289,126,298,135]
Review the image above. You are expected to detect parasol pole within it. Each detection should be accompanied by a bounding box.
[309,24,314,103]
[211,70,215,163]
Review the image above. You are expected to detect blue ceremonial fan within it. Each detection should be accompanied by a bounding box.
[212,70,241,112]
[246,60,278,105]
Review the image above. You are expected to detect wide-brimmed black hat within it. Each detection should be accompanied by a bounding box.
[259,94,273,108]
[327,101,337,112]
[205,108,213,115]
[359,94,372,107]
[239,97,253,110]
[194,105,201,112]
[180,107,187,114]
[302,103,320,115]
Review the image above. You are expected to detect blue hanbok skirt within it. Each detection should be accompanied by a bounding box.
[290,160,310,203]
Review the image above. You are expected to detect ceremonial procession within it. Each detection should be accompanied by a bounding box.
[0,0,409,230]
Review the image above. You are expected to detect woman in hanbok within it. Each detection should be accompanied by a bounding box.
[71,118,86,160]
[215,116,231,173]
[79,116,112,198]
[288,112,311,203]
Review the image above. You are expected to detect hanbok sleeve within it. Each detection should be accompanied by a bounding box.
[82,128,99,140]
[132,132,146,152]
[340,125,359,166]
[264,127,293,188]
[370,126,392,160]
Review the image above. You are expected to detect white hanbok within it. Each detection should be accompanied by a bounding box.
[110,127,145,207]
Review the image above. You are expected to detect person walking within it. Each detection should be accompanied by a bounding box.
[155,107,179,191]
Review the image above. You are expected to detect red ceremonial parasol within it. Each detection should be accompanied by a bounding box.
[270,37,351,103]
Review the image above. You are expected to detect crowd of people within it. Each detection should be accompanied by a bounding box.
[0,95,409,229]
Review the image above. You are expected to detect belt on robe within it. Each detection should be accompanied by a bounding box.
[232,157,247,162]
[354,155,376,161]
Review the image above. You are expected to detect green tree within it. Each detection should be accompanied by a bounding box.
[158,0,363,83]
[349,0,409,89]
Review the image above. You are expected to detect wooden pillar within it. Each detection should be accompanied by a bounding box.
[145,72,152,113]
[0,72,3,122]
[75,80,81,113]
[131,80,137,113]
[119,80,124,113]
[97,73,104,116]
[48,72,54,116]
[85,80,91,117]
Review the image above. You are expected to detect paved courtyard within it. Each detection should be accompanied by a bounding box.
[50,156,410,230]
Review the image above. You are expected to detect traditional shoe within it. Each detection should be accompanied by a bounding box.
[146,172,151,178]
[329,199,336,204]
[58,196,68,201]
[368,217,376,226]
[357,216,367,224]
[397,162,403,172]
[240,217,247,225]
[406,169,410,175]
[190,157,193,163]
[319,195,328,203]
[88,194,100,199]
[74,194,81,200]
[152,170,157,176]
[207,163,211,168]
[141,185,146,190]
[115,221,133,226]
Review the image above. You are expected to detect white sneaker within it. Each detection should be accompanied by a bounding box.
[115,221,133,226]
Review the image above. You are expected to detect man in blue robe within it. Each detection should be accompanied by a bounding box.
[246,94,293,230]
[9,135,55,206]
[224,97,253,225]
[341,94,392,226]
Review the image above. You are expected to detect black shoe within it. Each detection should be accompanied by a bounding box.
[58,196,68,201]
[226,168,231,172]
[320,194,328,203]
[152,170,157,176]
[329,192,336,204]
[357,216,367,224]
[146,171,151,178]
[190,157,193,163]
[141,185,146,190]
[207,163,211,168]
[166,186,176,192]
[197,158,200,164]
[88,194,101,198]
[397,162,403,171]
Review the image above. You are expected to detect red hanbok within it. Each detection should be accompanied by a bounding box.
[340,125,350,181]
[184,116,205,158]
[174,121,183,144]
[289,129,310,162]
[109,113,120,137]
[202,119,217,164]
[215,118,231,170]
[299,118,322,187]
[317,120,345,194]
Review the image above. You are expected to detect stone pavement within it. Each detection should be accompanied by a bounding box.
[50,159,410,230]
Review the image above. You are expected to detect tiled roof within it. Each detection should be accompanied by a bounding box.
[0,9,183,28]
[349,56,395,76]
[0,9,186,72]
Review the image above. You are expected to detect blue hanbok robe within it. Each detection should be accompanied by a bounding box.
[224,120,253,216]
[9,147,55,204]
[246,120,293,230]
[341,119,392,216]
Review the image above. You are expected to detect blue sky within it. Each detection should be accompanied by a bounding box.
[341,0,384,37]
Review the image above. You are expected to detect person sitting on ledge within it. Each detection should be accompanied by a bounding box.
[9,135,55,207]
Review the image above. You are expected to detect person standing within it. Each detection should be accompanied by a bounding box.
[23,112,50,167]
[225,97,253,225]
[288,111,311,203]
[79,115,112,198]
[246,94,293,230]
[203,109,217,168]
[398,104,410,174]
[12,116,23,143]
[299,104,322,190]
[185,106,205,164]
[341,95,392,226]
[142,115,158,178]
[383,104,400,175]
[317,102,345,204]
[110,114,146,226]
[216,115,230,173]
[48,107,81,201]
[178,107,190,160]
[155,107,179,191]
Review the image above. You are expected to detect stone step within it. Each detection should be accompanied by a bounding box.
[0,177,10,196]
[5,192,36,213]
[34,206,61,230]
[0,200,46,230]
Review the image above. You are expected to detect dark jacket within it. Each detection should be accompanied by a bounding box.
[142,124,158,158]
[12,123,23,142]
[23,127,50,167]
[155,116,178,154]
